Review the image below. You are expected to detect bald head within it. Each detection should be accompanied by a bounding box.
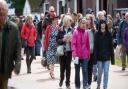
[0,0,8,28]
[0,0,8,11]
[49,6,55,12]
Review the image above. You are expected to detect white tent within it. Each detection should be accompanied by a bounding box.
[23,0,31,16]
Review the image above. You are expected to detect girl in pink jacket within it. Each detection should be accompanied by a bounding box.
[71,17,90,89]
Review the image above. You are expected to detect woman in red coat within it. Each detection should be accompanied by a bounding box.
[21,15,37,73]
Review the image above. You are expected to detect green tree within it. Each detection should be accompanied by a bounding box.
[13,0,26,16]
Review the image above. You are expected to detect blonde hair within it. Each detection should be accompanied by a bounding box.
[25,14,33,23]
[63,15,72,23]
[63,15,73,26]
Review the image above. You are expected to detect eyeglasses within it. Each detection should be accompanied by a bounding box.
[82,23,86,24]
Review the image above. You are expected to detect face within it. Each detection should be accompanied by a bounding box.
[0,3,8,27]
[101,23,106,30]
[52,18,58,25]
[26,17,33,26]
[125,14,128,22]
[49,7,55,15]
[79,19,86,29]
[64,19,71,28]
[86,17,91,25]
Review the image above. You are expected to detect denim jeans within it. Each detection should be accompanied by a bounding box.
[97,61,110,89]
[75,59,88,89]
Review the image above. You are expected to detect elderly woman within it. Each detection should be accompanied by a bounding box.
[71,17,90,89]
[57,15,73,88]
[21,15,37,73]
[43,12,60,79]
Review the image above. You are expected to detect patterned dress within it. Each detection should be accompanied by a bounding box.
[47,26,58,64]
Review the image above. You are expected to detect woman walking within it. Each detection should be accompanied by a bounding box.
[21,15,37,73]
[71,17,90,89]
[43,12,60,79]
[57,15,73,88]
[86,14,96,89]
[93,20,115,89]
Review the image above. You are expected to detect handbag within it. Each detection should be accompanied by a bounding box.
[56,45,64,56]
[22,39,27,47]
[41,58,47,67]
[14,61,21,75]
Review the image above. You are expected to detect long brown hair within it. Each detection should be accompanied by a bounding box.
[86,14,96,30]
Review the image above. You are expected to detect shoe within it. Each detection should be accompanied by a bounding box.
[96,86,100,89]
[88,85,91,89]
[33,56,36,60]
[66,85,71,89]
[93,76,97,81]
[122,67,125,71]
[75,87,80,89]
[83,86,89,89]
[49,72,55,79]
[59,81,63,87]
[47,65,50,70]
[27,68,31,74]
[66,84,70,89]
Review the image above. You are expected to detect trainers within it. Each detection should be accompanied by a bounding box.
[93,76,97,81]
[88,85,91,89]
[66,85,71,89]
[122,67,125,71]
[96,86,100,89]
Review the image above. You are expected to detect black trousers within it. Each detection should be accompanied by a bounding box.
[26,46,35,72]
[88,53,93,85]
[59,51,72,86]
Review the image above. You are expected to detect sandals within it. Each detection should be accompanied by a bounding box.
[50,72,55,79]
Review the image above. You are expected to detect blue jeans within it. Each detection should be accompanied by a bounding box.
[97,61,110,89]
[75,59,88,88]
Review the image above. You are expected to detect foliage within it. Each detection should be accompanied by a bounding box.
[13,0,26,16]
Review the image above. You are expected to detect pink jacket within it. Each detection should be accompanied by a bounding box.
[71,27,90,61]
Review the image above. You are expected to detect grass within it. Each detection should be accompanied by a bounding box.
[115,59,128,67]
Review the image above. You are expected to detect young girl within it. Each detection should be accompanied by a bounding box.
[93,20,115,89]
[71,17,90,89]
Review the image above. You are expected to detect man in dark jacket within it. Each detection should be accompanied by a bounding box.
[117,12,128,71]
[0,1,21,89]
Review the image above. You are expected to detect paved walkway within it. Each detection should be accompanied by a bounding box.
[8,57,128,89]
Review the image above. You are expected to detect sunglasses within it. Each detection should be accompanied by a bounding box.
[50,11,55,12]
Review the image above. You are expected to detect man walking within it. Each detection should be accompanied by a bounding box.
[0,1,21,89]
[117,12,128,71]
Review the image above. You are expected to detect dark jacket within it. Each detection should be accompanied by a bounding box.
[42,15,51,34]
[117,20,128,45]
[0,20,21,78]
[123,27,128,52]
[93,30,114,64]
[56,26,73,53]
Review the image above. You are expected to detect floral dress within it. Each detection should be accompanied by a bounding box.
[47,26,58,64]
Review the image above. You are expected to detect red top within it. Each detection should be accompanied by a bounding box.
[21,23,37,47]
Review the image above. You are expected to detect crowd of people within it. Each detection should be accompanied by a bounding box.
[0,0,128,89]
